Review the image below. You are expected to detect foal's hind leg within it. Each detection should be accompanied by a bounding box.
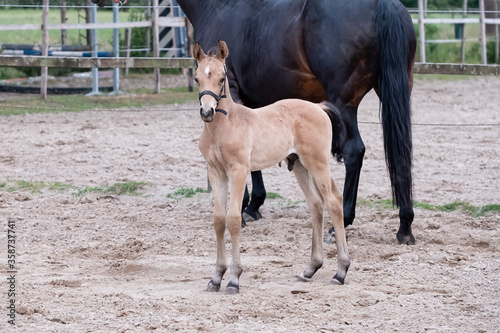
[309,167,350,284]
[292,161,325,281]
[206,168,229,292]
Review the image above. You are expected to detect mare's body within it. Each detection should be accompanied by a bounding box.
[178,0,417,244]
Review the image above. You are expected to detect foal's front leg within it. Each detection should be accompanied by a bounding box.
[207,168,228,292]
[225,168,248,294]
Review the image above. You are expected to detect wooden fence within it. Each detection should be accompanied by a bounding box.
[415,0,500,64]
[1,56,500,76]
[1,1,500,99]
[0,0,190,98]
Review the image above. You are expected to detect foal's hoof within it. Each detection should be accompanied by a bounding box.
[397,232,415,245]
[297,273,312,283]
[226,282,239,295]
[206,281,221,292]
[330,274,345,285]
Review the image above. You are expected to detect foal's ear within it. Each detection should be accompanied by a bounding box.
[217,40,229,60]
[193,42,206,62]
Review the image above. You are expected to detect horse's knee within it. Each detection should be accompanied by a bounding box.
[226,213,241,235]
[214,214,226,232]
[343,137,365,166]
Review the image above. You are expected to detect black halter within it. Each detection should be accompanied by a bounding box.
[198,65,228,116]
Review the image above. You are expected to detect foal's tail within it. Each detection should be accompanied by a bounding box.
[374,0,416,208]
[320,102,346,163]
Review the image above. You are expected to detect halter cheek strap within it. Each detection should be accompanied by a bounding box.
[198,90,227,115]
[198,65,228,116]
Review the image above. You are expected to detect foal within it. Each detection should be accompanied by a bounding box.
[194,40,350,294]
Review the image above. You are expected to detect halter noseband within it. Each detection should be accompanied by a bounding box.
[198,65,228,116]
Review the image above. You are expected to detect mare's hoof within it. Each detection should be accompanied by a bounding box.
[226,281,239,295]
[397,232,415,245]
[242,209,262,223]
[328,226,336,238]
[324,230,335,244]
[241,217,246,228]
[206,281,220,292]
[297,273,312,283]
[331,274,345,285]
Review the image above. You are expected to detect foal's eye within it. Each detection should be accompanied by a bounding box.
[194,78,199,83]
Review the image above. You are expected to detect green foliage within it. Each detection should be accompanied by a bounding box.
[487,41,500,64]
[400,0,479,8]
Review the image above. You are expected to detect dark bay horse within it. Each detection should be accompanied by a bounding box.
[182,0,417,244]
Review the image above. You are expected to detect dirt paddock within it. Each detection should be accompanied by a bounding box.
[1,76,500,332]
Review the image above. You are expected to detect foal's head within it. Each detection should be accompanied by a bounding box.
[193,40,229,122]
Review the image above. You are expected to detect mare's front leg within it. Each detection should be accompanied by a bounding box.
[328,105,365,238]
[206,168,229,292]
[242,171,266,222]
[226,167,248,294]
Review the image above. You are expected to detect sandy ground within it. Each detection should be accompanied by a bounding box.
[1,76,500,332]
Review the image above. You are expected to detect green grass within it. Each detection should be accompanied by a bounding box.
[2,180,48,194]
[266,192,284,200]
[75,182,150,196]
[0,87,198,116]
[0,179,150,196]
[358,198,500,218]
[414,73,472,81]
[265,192,306,207]
[167,187,209,199]
[0,9,126,48]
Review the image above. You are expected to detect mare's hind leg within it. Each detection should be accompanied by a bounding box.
[309,167,350,284]
[292,161,325,281]
[206,167,229,292]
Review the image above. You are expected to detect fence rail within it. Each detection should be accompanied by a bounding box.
[1,56,500,76]
[0,17,187,31]
[0,55,196,69]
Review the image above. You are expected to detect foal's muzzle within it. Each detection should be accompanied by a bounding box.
[200,106,215,122]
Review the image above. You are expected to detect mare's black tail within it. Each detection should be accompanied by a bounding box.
[374,0,416,208]
[320,102,346,163]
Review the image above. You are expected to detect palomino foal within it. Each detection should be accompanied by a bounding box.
[194,40,350,294]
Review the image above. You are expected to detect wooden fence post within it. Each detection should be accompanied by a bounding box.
[418,0,426,63]
[479,0,487,64]
[60,0,67,45]
[496,0,499,62]
[186,19,193,92]
[461,0,467,63]
[124,28,132,76]
[41,0,49,100]
[153,0,161,93]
